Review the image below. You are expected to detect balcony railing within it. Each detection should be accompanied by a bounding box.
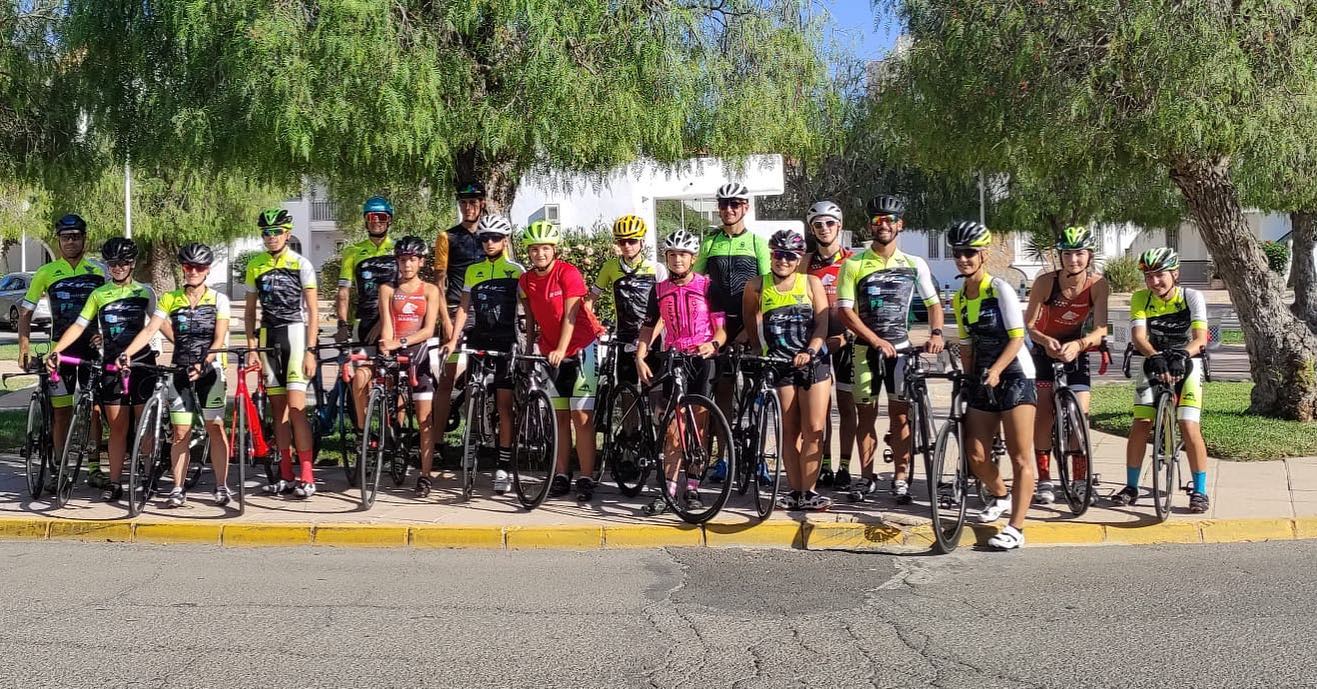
[311,200,336,222]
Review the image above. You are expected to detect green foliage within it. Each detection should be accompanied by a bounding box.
[1100,255,1142,294]
[320,256,344,299]
[1261,240,1290,274]
[655,199,712,237]
[230,249,263,284]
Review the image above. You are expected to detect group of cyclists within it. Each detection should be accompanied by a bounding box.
[13,180,1213,550]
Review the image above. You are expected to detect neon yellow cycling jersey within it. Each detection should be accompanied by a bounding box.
[245,249,317,328]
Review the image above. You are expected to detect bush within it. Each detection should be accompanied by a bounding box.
[1100,255,1142,293]
[230,249,263,284]
[1261,240,1290,274]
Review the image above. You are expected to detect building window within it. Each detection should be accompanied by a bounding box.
[1166,226,1179,250]
[928,231,940,259]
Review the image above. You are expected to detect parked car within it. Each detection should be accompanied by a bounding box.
[910,287,959,324]
[0,272,51,331]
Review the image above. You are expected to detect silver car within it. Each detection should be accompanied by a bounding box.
[0,272,51,331]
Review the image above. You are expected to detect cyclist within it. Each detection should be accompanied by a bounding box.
[377,236,444,498]
[636,230,727,516]
[119,243,232,506]
[587,214,666,384]
[835,195,944,504]
[443,213,522,495]
[1024,225,1110,504]
[948,221,1036,550]
[244,208,320,499]
[18,214,106,488]
[432,180,488,463]
[803,200,857,489]
[336,196,397,432]
[46,238,157,504]
[519,221,607,501]
[1112,248,1210,514]
[744,230,832,511]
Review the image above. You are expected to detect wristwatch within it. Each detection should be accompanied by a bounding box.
[930,328,944,337]
[400,337,409,347]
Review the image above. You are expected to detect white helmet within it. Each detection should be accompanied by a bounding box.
[475,213,512,236]
[662,230,701,255]
[716,182,751,201]
[806,200,843,226]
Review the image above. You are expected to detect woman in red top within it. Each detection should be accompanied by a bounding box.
[378,236,444,497]
[518,221,606,502]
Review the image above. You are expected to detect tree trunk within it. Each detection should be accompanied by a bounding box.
[1169,156,1317,420]
[1290,211,1317,333]
[454,147,521,215]
[146,240,179,294]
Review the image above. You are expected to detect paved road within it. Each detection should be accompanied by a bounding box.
[2,541,1313,688]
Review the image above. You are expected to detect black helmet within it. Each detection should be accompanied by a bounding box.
[769,229,807,253]
[54,213,87,235]
[865,195,906,218]
[101,237,139,262]
[257,208,294,229]
[455,180,486,200]
[946,220,992,249]
[177,242,214,266]
[394,235,428,257]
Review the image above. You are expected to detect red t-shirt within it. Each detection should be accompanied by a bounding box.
[519,260,605,356]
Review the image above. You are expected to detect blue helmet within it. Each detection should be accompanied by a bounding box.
[362,195,394,216]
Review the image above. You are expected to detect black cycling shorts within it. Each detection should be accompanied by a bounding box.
[967,376,1038,413]
[1032,349,1092,391]
[99,353,158,407]
[831,345,853,392]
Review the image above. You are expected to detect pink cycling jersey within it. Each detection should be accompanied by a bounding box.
[644,273,725,353]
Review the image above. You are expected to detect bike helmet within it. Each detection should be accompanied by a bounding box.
[54,213,87,235]
[522,220,561,246]
[455,180,486,200]
[394,235,428,257]
[715,182,751,201]
[101,237,139,262]
[177,242,214,266]
[769,230,806,254]
[865,195,906,218]
[1056,225,1096,251]
[362,195,394,216]
[662,230,701,255]
[806,201,843,226]
[612,214,648,240]
[475,213,512,236]
[257,208,293,230]
[946,220,992,248]
[1138,247,1180,273]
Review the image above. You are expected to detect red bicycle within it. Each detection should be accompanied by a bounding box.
[225,346,274,515]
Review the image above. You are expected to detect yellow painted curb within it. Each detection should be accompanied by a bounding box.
[1200,518,1296,544]
[1024,522,1106,545]
[314,524,409,548]
[704,521,804,548]
[222,523,313,547]
[410,525,506,549]
[804,522,902,550]
[904,523,986,549]
[603,524,703,548]
[0,519,49,540]
[1293,517,1317,540]
[1104,521,1202,545]
[47,520,132,542]
[134,522,223,545]
[505,525,603,549]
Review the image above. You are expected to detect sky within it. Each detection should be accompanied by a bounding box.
[819,0,902,61]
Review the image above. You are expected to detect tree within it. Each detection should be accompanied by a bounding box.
[0,1,87,181]
[881,0,1317,420]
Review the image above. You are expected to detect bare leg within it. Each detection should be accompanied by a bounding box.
[798,380,831,493]
[207,418,230,489]
[573,409,595,477]
[888,400,910,482]
[837,390,857,472]
[778,385,802,492]
[856,403,880,480]
[102,403,130,481]
[1000,404,1037,530]
[415,398,434,478]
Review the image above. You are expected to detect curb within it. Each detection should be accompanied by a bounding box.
[0,516,1311,550]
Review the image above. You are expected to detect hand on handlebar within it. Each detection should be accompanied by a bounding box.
[923,334,945,355]
[246,350,261,371]
[637,357,653,385]
[792,351,812,368]
[44,351,60,372]
[1058,340,1084,363]
[696,341,719,358]
[868,336,897,358]
[547,348,568,367]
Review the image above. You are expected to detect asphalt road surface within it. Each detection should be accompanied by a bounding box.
[1,541,1311,688]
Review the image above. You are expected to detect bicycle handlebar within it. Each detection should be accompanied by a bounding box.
[49,354,126,393]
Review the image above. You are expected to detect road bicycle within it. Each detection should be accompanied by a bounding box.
[506,350,566,511]
[727,347,788,520]
[4,362,56,500]
[226,346,275,511]
[1146,367,1194,523]
[454,347,505,501]
[1046,341,1111,517]
[350,346,423,509]
[125,361,211,516]
[309,341,361,485]
[896,346,967,554]
[49,354,126,508]
[591,330,631,491]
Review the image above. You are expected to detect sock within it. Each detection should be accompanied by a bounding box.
[666,479,678,497]
[1035,450,1051,481]
[1193,471,1208,495]
[685,478,700,493]
[280,448,295,481]
[497,446,512,470]
[1126,466,1141,489]
[821,455,832,471]
[298,449,314,483]
[839,456,851,473]
[1073,456,1088,483]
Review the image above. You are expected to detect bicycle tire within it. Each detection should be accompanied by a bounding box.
[752,388,783,520]
[128,396,164,517]
[358,387,387,509]
[608,384,651,498]
[512,389,557,510]
[1054,389,1094,517]
[733,388,754,497]
[390,400,412,487]
[1151,390,1178,523]
[928,420,969,554]
[662,394,735,525]
[55,396,91,509]
[339,388,358,487]
[905,390,935,500]
[23,392,49,499]
[591,380,612,485]
[459,382,483,501]
[1202,349,1213,383]
[234,397,248,516]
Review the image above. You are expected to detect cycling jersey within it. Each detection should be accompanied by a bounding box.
[953,273,1034,379]
[644,273,724,353]
[76,281,155,363]
[245,249,317,327]
[807,247,853,338]
[520,260,604,358]
[694,229,770,335]
[435,223,484,313]
[22,257,105,354]
[1034,271,1098,341]
[338,237,396,333]
[155,288,230,367]
[835,248,938,349]
[758,273,816,359]
[593,256,666,344]
[462,254,524,350]
[390,283,429,341]
[1130,286,1207,353]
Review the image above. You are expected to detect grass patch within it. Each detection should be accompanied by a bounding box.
[1219,329,1244,345]
[0,408,25,450]
[1090,381,1317,460]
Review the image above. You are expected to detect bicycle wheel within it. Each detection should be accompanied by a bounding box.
[608,384,651,497]
[1150,391,1178,523]
[459,383,484,501]
[55,396,92,508]
[1054,389,1094,517]
[751,388,783,520]
[339,390,358,487]
[255,392,279,484]
[234,397,248,516]
[733,391,754,497]
[22,392,49,499]
[663,394,735,525]
[928,420,969,554]
[390,401,412,487]
[512,389,557,510]
[905,391,935,501]
[358,387,387,509]
[128,396,164,517]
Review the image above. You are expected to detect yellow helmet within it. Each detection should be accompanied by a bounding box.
[612,214,648,240]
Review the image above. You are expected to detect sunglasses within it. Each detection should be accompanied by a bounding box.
[616,238,641,247]
[871,215,900,225]
[478,233,505,243]
[717,199,746,209]
[57,234,85,241]
[364,212,391,224]
[951,248,981,259]
[182,263,209,272]
[107,260,134,269]
[260,226,287,237]
[772,250,801,262]
[811,220,839,230]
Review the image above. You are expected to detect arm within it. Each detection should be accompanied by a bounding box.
[742,277,763,353]
[953,293,973,372]
[415,285,441,344]
[550,296,581,365]
[1083,278,1111,349]
[1130,292,1159,357]
[16,272,45,368]
[302,285,319,378]
[1024,272,1058,353]
[378,283,397,352]
[805,275,828,354]
[335,253,353,339]
[121,314,167,363]
[207,297,231,371]
[445,291,471,351]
